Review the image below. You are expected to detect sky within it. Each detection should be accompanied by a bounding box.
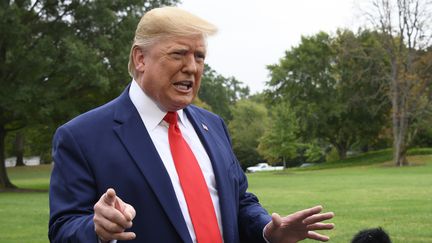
[179,0,370,94]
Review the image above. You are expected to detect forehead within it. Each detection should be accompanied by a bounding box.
[154,35,207,51]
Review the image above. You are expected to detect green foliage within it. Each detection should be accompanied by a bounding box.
[407,147,432,156]
[5,125,53,164]
[228,100,267,170]
[0,0,179,187]
[258,102,325,167]
[192,96,212,111]
[303,144,324,163]
[325,147,341,163]
[411,104,432,147]
[199,64,249,121]
[266,30,391,159]
[412,127,432,147]
[299,148,432,171]
[258,102,299,163]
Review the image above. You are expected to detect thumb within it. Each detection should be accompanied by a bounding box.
[264,213,282,240]
[103,188,117,206]
[271,212,282,228]
[114,195,127,215]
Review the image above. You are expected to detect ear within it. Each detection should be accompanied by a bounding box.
[132,46,146,73]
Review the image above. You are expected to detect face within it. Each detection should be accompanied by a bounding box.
[133,35,206,111]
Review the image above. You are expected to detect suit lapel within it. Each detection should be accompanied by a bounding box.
[112,89,192,243]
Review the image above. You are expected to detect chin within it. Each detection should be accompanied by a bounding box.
[166,101,192,111]
[175,96,194,107]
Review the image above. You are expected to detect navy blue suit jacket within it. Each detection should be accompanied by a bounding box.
[49,86,271,243]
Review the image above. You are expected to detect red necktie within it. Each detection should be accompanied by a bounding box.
[164,112,222,243]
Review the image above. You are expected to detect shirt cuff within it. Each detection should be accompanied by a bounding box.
[263,223,271,243]
[98,239,117,243]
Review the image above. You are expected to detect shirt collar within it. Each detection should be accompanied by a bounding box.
[129,80,187,130]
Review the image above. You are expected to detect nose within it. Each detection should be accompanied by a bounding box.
[181,54,198,74]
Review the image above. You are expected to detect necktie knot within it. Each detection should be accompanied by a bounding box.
[164,112,178,125]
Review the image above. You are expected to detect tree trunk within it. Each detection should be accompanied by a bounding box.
[0,126,17,189]
[336,143,348,160]
[392,103,410,167]
[14,131,25,166]
[390,53,410,167]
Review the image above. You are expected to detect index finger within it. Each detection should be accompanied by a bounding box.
[291,205,323,221]
[103,188,117,206]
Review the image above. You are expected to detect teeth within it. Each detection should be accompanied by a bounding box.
[175,84,189,90]
[174,81,192,90]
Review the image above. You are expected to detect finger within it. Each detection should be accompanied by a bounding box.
[264,212,282,240]
[115,196,135,222]
[306,222,335,231]
[97,226,113,242]
[111,231,136,241]
[271,213,282,228]
[110,212,133,229]
[290,205,323,222]
[303,212,334,225]
[104,188,117,206]
[115,195,126,213]
[94,215,127,234]
[307,231,330,242]
[99,206,133,229]
[97,226,136,242]
[124,204,136,221]
[300,205,323,217]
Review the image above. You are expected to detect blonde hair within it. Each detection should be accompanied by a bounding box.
[128,7,218,79]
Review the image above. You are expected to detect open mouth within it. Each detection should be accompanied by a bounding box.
[173,81,193,91]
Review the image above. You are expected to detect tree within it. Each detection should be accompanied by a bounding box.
[199,64,249,121]
[258,102,301,167]
[228,100,267,170]
[0,0,178,189]
[364,0,432,166]
[5,124,55,165]
[266,30,390,159]
[258,102,324,167]
[13,132,25,166]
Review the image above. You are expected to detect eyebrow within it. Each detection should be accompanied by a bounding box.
[172,47,189,51]
[169,47,206,55]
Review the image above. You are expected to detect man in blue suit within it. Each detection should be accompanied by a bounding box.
[49,7,334,243]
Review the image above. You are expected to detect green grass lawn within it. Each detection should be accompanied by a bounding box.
[0,164,51,243]
[1,153,431,242]
[248,155,432,243]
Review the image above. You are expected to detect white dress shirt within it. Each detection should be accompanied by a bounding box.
[128,80,223,242]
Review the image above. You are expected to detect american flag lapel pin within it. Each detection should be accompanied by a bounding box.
[202,123,209,131]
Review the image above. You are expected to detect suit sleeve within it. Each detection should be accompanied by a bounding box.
[49,125,99,243]
[220,118,272,243]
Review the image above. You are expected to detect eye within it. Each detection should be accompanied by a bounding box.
[195,52,206,62]
[169,49,188,59]
[170,51,183,59]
